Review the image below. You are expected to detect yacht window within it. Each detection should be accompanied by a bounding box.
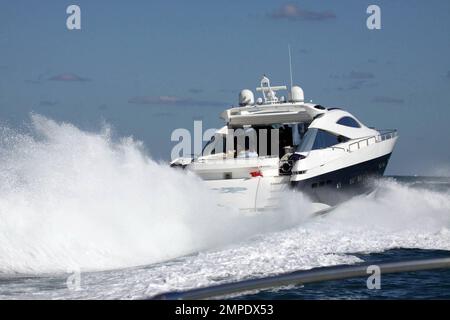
[297,128,347,152]
[291,123,304,147]
[336,116,361,128]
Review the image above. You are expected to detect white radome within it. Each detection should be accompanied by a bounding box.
[239,89,254,106]
[289,86,304,102]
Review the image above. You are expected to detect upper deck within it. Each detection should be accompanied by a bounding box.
[220,76,324,127]
[221,102,325,126]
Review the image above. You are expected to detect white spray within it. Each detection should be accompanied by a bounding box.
[0,115,311,274]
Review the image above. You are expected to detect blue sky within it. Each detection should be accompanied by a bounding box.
[0,0,449,175]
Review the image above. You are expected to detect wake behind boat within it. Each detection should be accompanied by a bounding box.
[171,75,398,212]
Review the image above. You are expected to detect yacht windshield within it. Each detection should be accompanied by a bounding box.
[297,128,347,152]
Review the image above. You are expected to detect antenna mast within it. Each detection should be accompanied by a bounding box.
[288,44,293,89]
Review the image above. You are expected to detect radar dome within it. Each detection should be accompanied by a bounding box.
[239,89,254,106]
[289,86,304,102]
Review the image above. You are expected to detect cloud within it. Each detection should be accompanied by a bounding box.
[337,80,368,91]
[446,71,450,79]
[372,96,404,104]
[270,3,336,21]
[152,112,174,118]
[128,95,226,107]
[331,71,375,80]
[219,88,238,94]
[38,100,58,107]
[347,71,375,80]
[347,80,367,90]
[128,96,185,105]
[25,72,49,84]
[48,73,90,82]
[25,79,42,85]
[189,88,203,94]
[334,71,376,90]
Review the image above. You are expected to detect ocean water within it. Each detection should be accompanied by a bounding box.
[0,115,449,300]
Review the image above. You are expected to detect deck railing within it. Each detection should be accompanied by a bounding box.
[348,129,397,153]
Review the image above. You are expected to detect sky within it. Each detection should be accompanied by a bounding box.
[0,0,449,175]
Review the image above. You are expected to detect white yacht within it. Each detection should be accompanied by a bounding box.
[171,76,398,212]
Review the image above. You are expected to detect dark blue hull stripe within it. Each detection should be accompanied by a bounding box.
[291,153,392,206]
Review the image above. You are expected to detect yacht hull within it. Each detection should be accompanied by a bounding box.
[291,153,391,206]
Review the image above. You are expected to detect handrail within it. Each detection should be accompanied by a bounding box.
[348,129,397,153]
[151,256,450,300]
